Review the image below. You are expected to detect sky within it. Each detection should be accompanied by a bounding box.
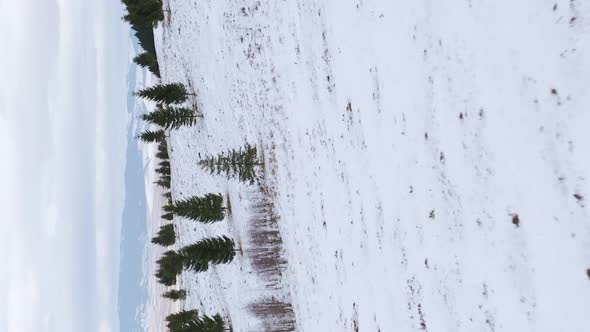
[0,0,130,331]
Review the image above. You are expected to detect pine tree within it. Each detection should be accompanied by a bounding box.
[122,0,164,27]
[138,129,166,143]
[156,139,169,159]
[155,165,170,175]
[152,224,175,246]
[155,250,184,286]
[184,313,227,332]
[156,150,169,160]
[142,105,200,130]
[166,310,199,331]
[167,194,225,223]
[161,212,174,221]
[133,52,160,77]
[155,178,171,189]
[136,83,192,105]
[180,236,236,272]
[162,289,187,301]
[199,144,260,184]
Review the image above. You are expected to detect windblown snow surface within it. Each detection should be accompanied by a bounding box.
[145,0,590,331]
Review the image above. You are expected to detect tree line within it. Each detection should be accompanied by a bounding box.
[121,0,164,77]
[134,79,266,331]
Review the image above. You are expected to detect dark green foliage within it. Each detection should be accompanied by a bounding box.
[159,160,170,168]
[156,237,236,284]
[166,310,199,331]
[199,144,260,184]
[133,51,160,77]
[155,250,183,286]
[156,150,169,160]
[142,105,199,130]
[136,83,191,105]
[192,313,226,332]
[156,139,169,160]
[159,175,171,183]
[138,129,166,143]
[155,178,171,189]
[180,236,236,272]
[168,194,225,223]
[121,0,161,78]
[152,224,175,246]
[161,213,174,221]
[163,203,174,213]
[163,192,172,200]
[156,165,170,175]
[133,52,155,67]
[132,24,157,56]
[166,310,227,332]
[121,0,164,28]
[162,289,186,301]
[177,313,227,332]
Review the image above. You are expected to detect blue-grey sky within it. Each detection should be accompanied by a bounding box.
[0,1,130,331]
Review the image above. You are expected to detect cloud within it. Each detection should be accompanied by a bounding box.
[0,1,129,331]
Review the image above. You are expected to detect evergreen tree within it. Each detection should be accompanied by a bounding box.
[142,105,200,130]
[136,83,192,104]
[156,150,169,160]
[122,0,164,28]
[166,310,228,332]
[161,212,174,221]
[133,52,160,77]
[155,178,171,189]
[155,165,170,175]
[159,160,170,168]
[166,310,199,331]
[199,144,260,184]
[156,237,236,284]
[183,313,227,332]
[152,224,175,246]
[167,194,225,223]
[155,250,183,286]
[156,139,169,159]
[138,129,166,143]
[162,289,186,301]
[159,175,171,183]
[180,236,236,272]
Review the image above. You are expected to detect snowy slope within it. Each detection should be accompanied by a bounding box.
[149,0,590,331]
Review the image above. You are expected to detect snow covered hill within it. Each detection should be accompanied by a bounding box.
[147,0,590,331]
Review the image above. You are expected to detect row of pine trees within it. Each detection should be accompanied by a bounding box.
[125,2,267,331]
[134,82,261,332]
[137,82,236,331]
[122,2,233,331]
